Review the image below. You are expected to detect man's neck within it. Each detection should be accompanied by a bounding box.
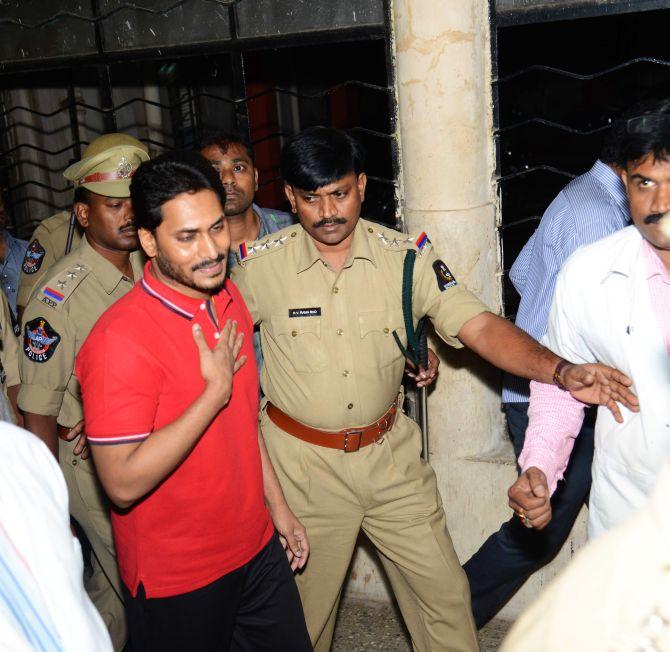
[227,205,260,250]
[312,231,355,272]
[85,234,134,279]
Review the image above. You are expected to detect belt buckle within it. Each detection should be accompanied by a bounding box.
[343,430,363,453]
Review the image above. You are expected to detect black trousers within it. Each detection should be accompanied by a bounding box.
[463,402,595,628]
[123,533,312,652]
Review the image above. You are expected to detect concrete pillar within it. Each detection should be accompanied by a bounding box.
[344,0,587,619]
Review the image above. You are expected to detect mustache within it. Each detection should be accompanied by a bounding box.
[119,222,136,233]
[644,211,670,224]
[191,253,226,272]
[313,217,347,229]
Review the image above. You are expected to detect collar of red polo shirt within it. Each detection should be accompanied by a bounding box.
[140,260,231,321]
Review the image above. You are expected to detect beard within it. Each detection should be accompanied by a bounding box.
[223,192,254,218]
[155,247,228,296]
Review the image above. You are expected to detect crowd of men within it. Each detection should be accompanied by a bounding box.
[0,96,668,652]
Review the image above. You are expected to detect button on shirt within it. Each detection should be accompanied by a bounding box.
[17,237,142,428]
[76,263,273,598]
[231,218,488,430]
[503,160,630,403]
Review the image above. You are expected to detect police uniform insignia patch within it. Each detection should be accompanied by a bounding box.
[416,232,431,255]
[433,260,457,291]
[22,239,46,275]
[23,317,61,363]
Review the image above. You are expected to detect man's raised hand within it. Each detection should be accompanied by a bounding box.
[192,319,246,409]
[560,362,639,423]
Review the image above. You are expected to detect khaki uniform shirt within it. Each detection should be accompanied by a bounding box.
[17,211,84,309]
[18,237,143,427]
[231,218,487,430]
[0,290,20,390]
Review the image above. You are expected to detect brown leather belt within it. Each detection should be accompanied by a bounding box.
[57,424,71,441]
[267,398,399,452]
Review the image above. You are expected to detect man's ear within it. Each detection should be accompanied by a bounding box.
[138,228,157,258]
[284,183,298,214]
[73,202,89,229]
[357,172,368,203]
[254,167,259,193]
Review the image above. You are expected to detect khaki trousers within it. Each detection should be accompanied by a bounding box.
[59,439,127,651]
[261,407,479,652]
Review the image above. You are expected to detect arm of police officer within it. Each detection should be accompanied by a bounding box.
[258,432,309,570]
[412,245,637,418]
[19,306,77,459]
[0,290,23,426]
[87,320,245,509]
[17,223,56,322]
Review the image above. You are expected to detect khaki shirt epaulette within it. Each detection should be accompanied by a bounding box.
[236,223,299,267]
[361,221,433,256]
[18,238,141,426]
[32,261,92,313]
[17,211,84,308]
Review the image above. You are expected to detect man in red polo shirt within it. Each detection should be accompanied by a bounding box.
[76,151,312,652]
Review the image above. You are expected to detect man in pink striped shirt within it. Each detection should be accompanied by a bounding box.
[510,105,670,538]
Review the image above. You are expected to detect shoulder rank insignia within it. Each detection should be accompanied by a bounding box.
[22,239,46,275]
[238,233,291,262]
[23,317,61,363]
[38,262,89,310]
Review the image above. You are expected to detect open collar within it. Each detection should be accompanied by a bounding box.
[140,261,231,320]
[296,220,377,274]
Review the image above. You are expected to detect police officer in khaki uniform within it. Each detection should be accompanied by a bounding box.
[18,133,148,651]
[231,128,639,652]
[17,210,83,322]
[0,289,21,423]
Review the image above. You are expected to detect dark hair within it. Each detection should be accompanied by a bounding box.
[605,97,670,167]
[73,187,90,205]
[130,150,226,231]
[197,131,255,165]
[281,126,365,190]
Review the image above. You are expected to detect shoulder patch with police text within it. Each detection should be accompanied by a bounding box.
[433,260,457,291]
[23,317,61,363]
[22,239,46,275]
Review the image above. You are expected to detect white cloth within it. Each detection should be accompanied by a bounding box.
[0,422,112,651]
[501,458,670,652]
[542,225,670,538]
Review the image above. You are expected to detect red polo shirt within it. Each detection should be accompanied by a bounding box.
[75,262,273,598]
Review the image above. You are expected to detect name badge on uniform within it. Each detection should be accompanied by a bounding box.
[433,260,457,291]
[288,307,321,318]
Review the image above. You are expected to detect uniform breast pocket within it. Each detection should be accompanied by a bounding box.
[358,309,405,368]
[269,314,327,373]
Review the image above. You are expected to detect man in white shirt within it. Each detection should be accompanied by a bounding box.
[0,421,112,651]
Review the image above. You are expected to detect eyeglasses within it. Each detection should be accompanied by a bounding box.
[626,113,670,135]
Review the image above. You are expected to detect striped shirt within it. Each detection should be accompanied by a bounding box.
[502,160,630,404]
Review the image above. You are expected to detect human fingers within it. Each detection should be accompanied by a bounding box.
[526,468,549,499]
[65,420,85,441]
[192,323,210,354]
[604,396,623,424]
[231,332,245,360]
[233,354,247,373]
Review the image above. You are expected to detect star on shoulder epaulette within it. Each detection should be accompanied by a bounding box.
[237,228,298,266]
[365,223,433,256]
[36,262,91,311]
